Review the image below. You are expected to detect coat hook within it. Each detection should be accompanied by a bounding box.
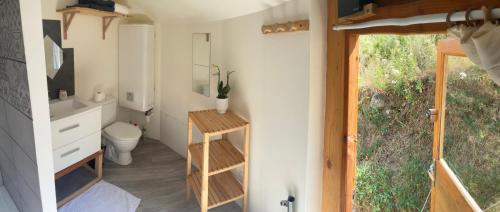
[261,25,273,34]
[261,20,309,34]
[275,23,288,32]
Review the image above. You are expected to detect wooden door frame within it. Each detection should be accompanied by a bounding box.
[322,1,500,211]
[322,24,448,212]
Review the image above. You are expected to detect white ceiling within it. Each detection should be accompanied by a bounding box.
[128,0,291,23]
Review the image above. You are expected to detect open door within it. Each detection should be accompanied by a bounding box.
[430,38,484,212]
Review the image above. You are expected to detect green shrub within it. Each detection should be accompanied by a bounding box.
[361,107,388,134]
[394,159,430,210]
[359,139,384,160]
[355,163,395,212]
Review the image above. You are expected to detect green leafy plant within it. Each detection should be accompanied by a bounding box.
[212,64,235,99]
[355,163,395,212]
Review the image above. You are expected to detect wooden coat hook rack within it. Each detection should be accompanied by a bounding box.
[57,7,126,40]
[261,20,309,34]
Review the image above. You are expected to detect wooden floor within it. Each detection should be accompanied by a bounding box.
[103,138,241,212]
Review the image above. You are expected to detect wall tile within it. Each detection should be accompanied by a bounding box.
[4,102,36,163]
[13,143,40,197]
[0,0,41,211]
[0,98,7,131]
[0,0,31,118]
[0,128,14,167]
[3,173,23,210]
[0,0,25,62]
[0,130,41,212]
[0,150,21,204]
[0,59,32,118]
[17,178,42,212]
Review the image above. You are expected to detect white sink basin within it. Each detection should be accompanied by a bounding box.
[49,97,92,120]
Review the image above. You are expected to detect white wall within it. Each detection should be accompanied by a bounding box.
[159,0,328,211]
[222,6,310,211]
[160,21,224,153]
[19,0,58,211]
[304,0,327,211]
[41,0,162,139]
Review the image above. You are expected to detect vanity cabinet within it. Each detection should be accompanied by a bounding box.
[51,107,102,173]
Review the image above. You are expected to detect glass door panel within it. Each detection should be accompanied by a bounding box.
[442,56,500,210]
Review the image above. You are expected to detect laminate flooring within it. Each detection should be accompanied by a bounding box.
[103,138,241,212]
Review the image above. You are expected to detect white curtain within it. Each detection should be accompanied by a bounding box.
[448,22,500,85]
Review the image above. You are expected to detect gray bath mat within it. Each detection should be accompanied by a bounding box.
[59,180,140,212]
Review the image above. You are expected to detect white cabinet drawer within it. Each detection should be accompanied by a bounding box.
[51,109,101,150]
[53,132,101,173]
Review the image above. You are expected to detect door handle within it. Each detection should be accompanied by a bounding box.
[426,109,438,122]
[59,123,80,133]
[60,147,80,158]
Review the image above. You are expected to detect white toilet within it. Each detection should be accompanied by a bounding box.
[96,96,142,165]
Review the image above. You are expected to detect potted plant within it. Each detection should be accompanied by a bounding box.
[212,64,235,114]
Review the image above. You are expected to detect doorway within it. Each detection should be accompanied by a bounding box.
[353,34,443,212]
[349,36,499,212]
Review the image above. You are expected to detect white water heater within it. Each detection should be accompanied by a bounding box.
[118,24,155,112]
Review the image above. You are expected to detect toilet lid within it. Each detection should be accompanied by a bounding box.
[104,122,142,141]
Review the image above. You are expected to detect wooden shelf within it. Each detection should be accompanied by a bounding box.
[337,3,377,24]
[57,7,126,17]
[56,7,126,40]
[189,110,248,135]
[188,171,244,210]
[187,109,249,212]
[189,139,244,176]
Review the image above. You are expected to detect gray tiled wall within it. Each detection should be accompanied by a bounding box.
[0,0,43,211]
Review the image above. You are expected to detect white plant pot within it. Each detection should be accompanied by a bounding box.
[216,98,229,114]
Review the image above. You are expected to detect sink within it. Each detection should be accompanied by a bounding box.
[49,96,102,173]
[49,97,91,120]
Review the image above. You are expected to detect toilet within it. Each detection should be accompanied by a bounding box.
[95,96,142,165]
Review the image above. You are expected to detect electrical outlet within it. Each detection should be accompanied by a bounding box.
[126,92,134,101]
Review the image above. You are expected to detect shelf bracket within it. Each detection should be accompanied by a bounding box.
[62,12,77,40]
[102,16,115,40]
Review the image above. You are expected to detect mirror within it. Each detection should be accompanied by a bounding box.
[192,33,211,96]
[44,35,64,79]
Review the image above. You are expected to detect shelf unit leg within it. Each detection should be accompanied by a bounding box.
[186,118,193,199]
[243,125,250,212]
[201,134,210,212]
[95,151,103,179]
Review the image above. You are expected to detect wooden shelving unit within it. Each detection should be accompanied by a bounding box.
[57,7,126,40]
[187,110,249,212]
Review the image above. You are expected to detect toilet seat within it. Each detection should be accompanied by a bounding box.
[104,122,141,142]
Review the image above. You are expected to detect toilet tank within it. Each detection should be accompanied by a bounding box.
[118,24,155,112]
[99,97,117,128]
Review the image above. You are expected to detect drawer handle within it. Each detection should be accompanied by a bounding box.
[60,147,80,158]
[59,124,80,133]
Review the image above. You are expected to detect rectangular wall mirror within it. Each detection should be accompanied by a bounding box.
[192,33,211,96]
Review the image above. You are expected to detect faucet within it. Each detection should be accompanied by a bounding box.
[280,196,295,212]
